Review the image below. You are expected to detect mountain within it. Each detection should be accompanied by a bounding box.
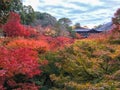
[95,22,113,31]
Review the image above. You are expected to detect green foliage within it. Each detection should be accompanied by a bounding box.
[38,38,120,89]
[58,17,72,29]
[20,5,35,25]
[112,8,120,24]
[10,0,23,12]
[0,0,11,23]
[0,0,23,24]
[74,22,81,29]
[109,39,120,44]
[0,0,35,25]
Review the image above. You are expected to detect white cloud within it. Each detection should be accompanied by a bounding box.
[40,0,63,5]
[23,0,40,11]
[69,0,104,6]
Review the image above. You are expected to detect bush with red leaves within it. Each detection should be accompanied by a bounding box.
[3,12,30,37]
[0,47,42,89]
[39,35,74,50]
[3,12,38,38]
[0,47,41,78]
[6,38,49,53]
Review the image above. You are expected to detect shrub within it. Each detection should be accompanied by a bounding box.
[0,47,41,89]
[39,36,74,51]
[6,38,49,53]
[3,12,30,37]
[3,12,38,38]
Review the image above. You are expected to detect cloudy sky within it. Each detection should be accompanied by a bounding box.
[23,0,120,28]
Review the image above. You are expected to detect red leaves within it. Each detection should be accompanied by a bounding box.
[75,33,84,39]
[0,70,6,77]
[0,46,50,89]
[6,38,49,52]
[8,12,21,23]
[2,12,39,38]
[3,12,30,37]
[39,35,74,50]
[0,47,42,89]
[50,36,74,50]
[6,35,74,51]
[0,47,41,78]
[0,85,5,90]
[0,70,6,89]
